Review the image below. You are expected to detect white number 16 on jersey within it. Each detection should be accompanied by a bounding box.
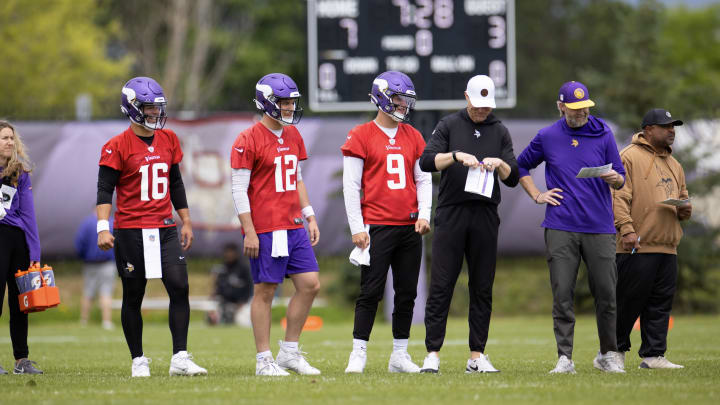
[386,154,406,190]
[139,163,169,201]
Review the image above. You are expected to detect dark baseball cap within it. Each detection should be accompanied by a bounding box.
[641,108,683,128]
[558,81,595,109]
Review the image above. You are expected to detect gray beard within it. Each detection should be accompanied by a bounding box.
[566,116,588,128]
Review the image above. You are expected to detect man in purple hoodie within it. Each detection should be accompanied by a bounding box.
[517,82,626,374]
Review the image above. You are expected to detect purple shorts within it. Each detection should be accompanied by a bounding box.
[250,228,319,284]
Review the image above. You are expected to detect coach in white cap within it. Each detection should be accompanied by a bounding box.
[417,75,519,373]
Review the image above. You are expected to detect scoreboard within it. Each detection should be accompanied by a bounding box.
[307,0,516,112]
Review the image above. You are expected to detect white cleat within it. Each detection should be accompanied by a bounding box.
[131,355,151,377]
[169,351,208,376]
[420,353,439,374]
[465,354,500,373]
[549,355,576,374]
[276,343,321,375]
[640,356,684,369]
[344,349,367,374]
[388,351,420,373]
[593,351,626,373]
[256,356,290,376]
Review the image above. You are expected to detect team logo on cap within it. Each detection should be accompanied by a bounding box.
[481,89,489,97]
[666,111,672,118]
[573,88,585,99]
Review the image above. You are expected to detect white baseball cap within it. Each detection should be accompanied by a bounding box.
[465,75,496,108]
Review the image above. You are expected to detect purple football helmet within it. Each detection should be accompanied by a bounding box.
[369,71,417,122]
[254,73,303,125]
[120,77,167,130]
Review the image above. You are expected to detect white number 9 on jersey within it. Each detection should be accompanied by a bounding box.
[386,154,406,190]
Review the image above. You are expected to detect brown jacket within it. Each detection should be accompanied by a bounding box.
[613,132,688,254]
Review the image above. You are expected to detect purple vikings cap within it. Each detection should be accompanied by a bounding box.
[558,81,595,109]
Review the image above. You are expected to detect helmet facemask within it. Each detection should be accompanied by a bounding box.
[138,102,168,130]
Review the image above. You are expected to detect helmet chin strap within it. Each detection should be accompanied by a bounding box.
[380,108,405,123]
[267,112,294,126]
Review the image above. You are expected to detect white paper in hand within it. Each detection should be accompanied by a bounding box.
[660,198,691,207]
[465,167,494,198]
[576,163,612,178]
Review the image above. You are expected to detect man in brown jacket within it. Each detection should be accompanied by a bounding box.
[613,108,691,370]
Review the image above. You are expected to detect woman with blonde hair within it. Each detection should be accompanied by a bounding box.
[0,120,43,374]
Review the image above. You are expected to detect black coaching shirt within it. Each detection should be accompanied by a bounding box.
[420,110,519,208]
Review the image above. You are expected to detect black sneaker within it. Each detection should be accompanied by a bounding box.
[0,364,8,374]
[13,359,43,374]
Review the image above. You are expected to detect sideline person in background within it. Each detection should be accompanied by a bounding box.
[97,77,207,377]
[613,108,690,370]
[231,73,321,376]
[517,81,626,374]
[76,212,116,330]
[418,75,519,374]
[207,242,253,326]
[341,71,431,374]
[0,120,43,374]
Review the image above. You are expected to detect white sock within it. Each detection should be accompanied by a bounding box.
[393,339,408,352]
[427,352,439,359]
[281,341,299,351]
[256,350,273,362]
[353,339,368,351]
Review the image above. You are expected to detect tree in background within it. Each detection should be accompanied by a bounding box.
[101,0,306,117]
[0,0,131,119]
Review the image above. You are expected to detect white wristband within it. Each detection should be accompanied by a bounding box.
[97,220,110,234]
[301,206,315,220]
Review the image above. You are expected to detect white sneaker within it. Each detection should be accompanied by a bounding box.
[102,320,114,331]
[256,356,290,376]
[420,353,439,374]
[388,351,420,373]
[131,356,151,377]
[640,356,684,369]
[465,354,500,373]
[593,351,626,373]
[549,355,576,374]
[617,351,626,370]
[276,343,321,375]
[169,351,208,376]
[344,349,367,374]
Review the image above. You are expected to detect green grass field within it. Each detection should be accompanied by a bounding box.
[1,316,718,404]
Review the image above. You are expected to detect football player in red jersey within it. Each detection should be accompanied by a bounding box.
[96,77,206,377]
[341,71,432,374]
[230,73,321,376]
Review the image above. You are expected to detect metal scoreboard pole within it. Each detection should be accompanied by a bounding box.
[307,0,516,112]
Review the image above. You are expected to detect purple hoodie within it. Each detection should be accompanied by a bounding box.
[1,170,41,261]
[517,116,625,234]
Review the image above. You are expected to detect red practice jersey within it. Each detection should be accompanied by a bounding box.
[231,122,308,234]
[99,127,183,229]
[341,121,425,225]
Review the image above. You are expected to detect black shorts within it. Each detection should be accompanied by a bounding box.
[113,227,187,279]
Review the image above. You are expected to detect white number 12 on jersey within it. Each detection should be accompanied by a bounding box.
[274,155,298,192]
[139,163,169,201]
[386,154,406,190]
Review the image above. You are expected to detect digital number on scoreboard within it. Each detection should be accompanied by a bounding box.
[307,0,516,111]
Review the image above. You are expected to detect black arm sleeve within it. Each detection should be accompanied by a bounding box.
[500,128,520,187]
[97,165,120,205]
[419,119,450,172]
[169,163,189,210]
